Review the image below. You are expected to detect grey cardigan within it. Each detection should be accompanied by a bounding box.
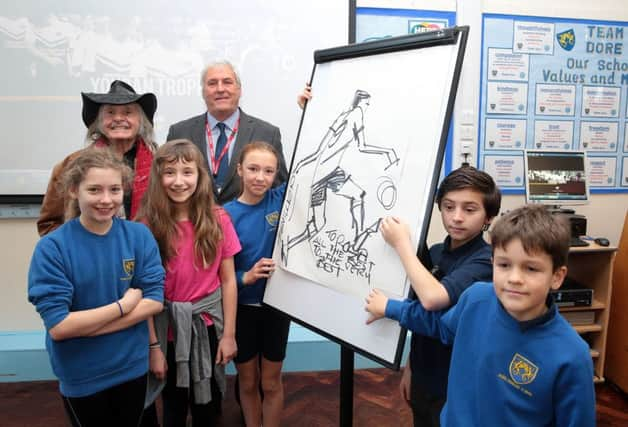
[145,289,226,406]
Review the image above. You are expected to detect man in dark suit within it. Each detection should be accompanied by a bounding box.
[167,60,288,204]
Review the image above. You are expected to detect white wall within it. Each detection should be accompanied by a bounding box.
[483,0,628,21]
[0,219,41,330]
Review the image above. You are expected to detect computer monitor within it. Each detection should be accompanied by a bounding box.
[524,149,589,209]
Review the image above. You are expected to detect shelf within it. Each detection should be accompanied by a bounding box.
[573,324,602,333]
[567,244,616,386]
[569,243,617,253]
[559,300,605,312]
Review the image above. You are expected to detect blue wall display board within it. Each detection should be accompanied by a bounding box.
[356,7,456,173]
[479,14,628,193]
[356,8,455,43]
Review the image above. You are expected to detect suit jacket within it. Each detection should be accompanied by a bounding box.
[167,108,288,204]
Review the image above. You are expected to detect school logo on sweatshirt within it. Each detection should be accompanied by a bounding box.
[266,211,279,228]
[509,353,538,385]
[122,259,135,281]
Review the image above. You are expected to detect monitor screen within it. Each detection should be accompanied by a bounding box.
[524,150,589,206]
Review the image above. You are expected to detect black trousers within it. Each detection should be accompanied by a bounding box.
[62,373,147,427]
[157,324,222,427]
[410,382,446,427]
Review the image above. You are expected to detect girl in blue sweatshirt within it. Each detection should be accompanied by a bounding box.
[28,147,165,427]
[224,141,290,427]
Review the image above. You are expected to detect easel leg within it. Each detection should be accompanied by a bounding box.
[340,346,354,426]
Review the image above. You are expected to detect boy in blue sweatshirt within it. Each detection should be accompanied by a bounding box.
[366,204,595,427]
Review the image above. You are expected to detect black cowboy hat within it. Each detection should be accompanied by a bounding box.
[81,80,157,126]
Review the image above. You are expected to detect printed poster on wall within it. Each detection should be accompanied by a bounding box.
[484,118,527,149]
[535,84,576,116]
[533,120,574,149]
[581,86,621,117]
[579,122,619,151]
[622,157,628,186]
[588,157,617,187]
[479,14,628,194]
[487,48,529,81]
[486,82,528,114]
[483,155,524,187]
[513,21,554,55]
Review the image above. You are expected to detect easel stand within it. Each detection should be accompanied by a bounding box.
[340,346,354,426]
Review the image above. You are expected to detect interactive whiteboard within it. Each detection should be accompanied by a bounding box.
[0,1,348,198]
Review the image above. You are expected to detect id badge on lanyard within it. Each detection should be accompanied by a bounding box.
[206,118,240,189]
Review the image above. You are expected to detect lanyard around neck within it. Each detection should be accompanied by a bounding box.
[206,117,240,175]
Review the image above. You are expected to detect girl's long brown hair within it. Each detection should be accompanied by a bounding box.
[137,139,222,267]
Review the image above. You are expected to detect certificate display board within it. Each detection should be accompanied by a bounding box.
[264,27,469,368]
[479,14,628,193]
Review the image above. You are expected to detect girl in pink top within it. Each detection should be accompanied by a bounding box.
[138,139,240,427]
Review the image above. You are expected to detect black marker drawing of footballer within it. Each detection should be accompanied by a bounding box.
[278,90,401,297]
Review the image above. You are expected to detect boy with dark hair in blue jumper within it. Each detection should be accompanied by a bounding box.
[376,166,500,426]
[366,204,595,426]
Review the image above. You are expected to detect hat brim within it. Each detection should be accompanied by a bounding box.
[81,91,157,127]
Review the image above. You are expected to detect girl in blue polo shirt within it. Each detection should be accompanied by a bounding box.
[224,141,290,427]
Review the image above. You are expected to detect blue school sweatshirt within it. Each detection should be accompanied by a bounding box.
[28,217,164,397]
[386,283,595,427]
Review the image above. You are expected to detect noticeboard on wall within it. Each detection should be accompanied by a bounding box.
[479,13,628,193]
